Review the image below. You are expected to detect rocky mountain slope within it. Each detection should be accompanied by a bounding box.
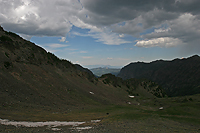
[0,25,167,114]
[118,56,200,96]
[0,26,131,112]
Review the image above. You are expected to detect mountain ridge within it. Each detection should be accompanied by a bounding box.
[118,55,200,96]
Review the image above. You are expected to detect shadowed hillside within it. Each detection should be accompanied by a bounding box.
[0,26,132,114]
[118,56,200,97]
[100,73,166,98]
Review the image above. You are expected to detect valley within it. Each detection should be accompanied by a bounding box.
[0,26,200,132]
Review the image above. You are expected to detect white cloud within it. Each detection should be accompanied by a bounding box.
[80,51,88,53]
[90,31,131,45]
[59,37,67,42]
[82,56,93,59]
[70,16,102,33]
[135,37,182,48]
[119,34,125,38]
[69,16,131,45]
[69,51,88,54]
[14,0,39,21]
[48,43,69,48]
[107,57,113,60]
[142,13,200,46]
[1,0,200,49]
[72,29,131,45]
[118,58,130,61]
[0,0,132,45]
[0,0,77,37]
[111,16,144,36]
[154,28,171,33]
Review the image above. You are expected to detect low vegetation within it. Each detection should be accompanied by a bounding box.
[100,74,166,98]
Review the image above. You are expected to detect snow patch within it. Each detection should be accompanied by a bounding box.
[91,120,101,123]
[51,128,62,131]
[70,126,93,131]
[128,95,135,98]
[0,118,85,128]
[0,118,101,131]
[89,92,94,95]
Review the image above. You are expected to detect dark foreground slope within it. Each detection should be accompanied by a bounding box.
[118,56,200,96]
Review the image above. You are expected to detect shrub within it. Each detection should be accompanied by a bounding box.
[4,62,12,69]
[0,35,16,51]
[0,35,13,42]
[5,52,9,58]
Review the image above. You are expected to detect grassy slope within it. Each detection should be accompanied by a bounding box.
[0,94,199,132]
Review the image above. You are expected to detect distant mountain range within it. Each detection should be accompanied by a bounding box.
[118,55,200,97]
[85,65,122,69]
[90,67,121,77]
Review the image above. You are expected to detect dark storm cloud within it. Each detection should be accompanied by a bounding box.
[173,0,200,14]
[80,0,200,50]
[81,0,178,22]
[81,0,200,16]
[80,0,200,30]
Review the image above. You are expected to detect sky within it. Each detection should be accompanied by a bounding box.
[0,0,200,68]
